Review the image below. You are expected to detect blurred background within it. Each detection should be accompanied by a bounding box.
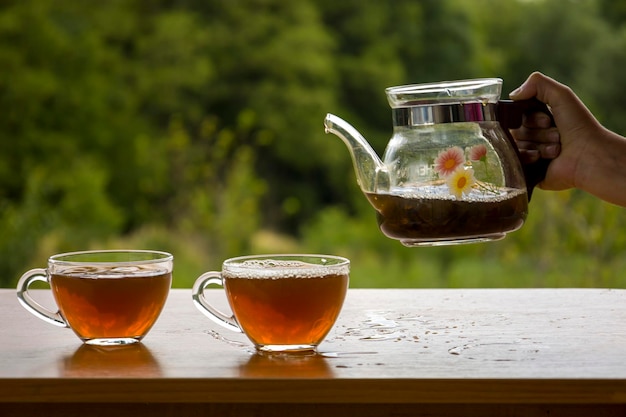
[2,0,626,289]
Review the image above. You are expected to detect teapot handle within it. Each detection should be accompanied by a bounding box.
[496,98,555,201]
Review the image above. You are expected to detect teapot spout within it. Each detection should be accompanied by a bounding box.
[324,114,389,193]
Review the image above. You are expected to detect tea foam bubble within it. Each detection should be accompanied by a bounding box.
[225,259,349,280]
[56,265,169,279]
[392,184,525,203]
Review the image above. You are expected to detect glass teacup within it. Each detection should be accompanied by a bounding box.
[17,250,173,346]
[192,254,350,353]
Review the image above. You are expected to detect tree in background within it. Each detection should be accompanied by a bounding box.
[1,0,625,288]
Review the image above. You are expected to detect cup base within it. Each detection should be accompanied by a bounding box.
[83,337,142,346]
[255,344,318,354]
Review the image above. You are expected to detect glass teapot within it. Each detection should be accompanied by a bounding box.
[324,78,552,247]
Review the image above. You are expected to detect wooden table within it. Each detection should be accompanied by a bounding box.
[1,288,625,416]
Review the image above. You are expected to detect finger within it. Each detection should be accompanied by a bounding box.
[523,112,552,129]
[518,149,540,164]
[538,143,560,159]
[516,140,538,151]
[516,138,560,160]
[510,126,560,144]
[511,72,596,128]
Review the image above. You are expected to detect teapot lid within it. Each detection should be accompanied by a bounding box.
[386,78,502,108]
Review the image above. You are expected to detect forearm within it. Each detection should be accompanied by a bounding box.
[576,128,626,207]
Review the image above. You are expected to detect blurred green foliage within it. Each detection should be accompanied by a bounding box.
[1,0,625,289]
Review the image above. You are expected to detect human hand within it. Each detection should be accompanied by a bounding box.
[509,72,602,192]
[509,72,626,208]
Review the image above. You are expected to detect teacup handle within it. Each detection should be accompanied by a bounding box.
[16,268,68,328]
[191,271,242,333]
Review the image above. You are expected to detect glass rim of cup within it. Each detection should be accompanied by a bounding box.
[49,249,173,266]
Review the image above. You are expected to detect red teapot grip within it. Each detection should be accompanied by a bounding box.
[496,98,555,200]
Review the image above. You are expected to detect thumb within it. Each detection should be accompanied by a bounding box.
[509,79,536,101]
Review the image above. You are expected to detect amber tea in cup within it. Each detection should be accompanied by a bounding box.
[17,250,172,346]
[192,254,350,353]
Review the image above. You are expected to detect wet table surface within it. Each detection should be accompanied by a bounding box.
[1,288,625,417]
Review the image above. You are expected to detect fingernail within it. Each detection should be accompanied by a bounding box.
[521,149,540,164]
[548,130,560,142]
[509,87,522,97]
[545,144,560,158]
[509,83,526,98]
[537,114,551,128]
